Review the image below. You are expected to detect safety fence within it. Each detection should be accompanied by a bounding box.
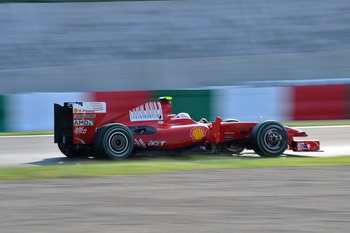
[0,84,349,132]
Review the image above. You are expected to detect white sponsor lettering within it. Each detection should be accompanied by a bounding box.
[73,102,106,114]
[73,120,94,126]
[74,127,87,134]
[148,141,166,146]
[298,142,311,151]
[135,138,146,148]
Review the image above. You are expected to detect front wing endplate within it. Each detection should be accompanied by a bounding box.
[292,140,321,152]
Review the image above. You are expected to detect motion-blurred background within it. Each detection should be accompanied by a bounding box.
[1,0,350,132]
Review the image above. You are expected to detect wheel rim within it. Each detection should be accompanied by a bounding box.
[222,142,244,154]
[263,128,283,150]
[108,132,129,155]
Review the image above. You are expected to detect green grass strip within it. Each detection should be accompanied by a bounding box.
[1,155,349,181]
[0,131,53,136]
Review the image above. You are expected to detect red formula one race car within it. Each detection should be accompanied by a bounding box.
[54,97,320,160]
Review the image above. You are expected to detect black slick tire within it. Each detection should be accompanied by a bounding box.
[221,141,245,155]
[250,121,288,157]
[94,124,134,160]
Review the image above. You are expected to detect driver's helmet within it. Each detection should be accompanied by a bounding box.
[176,112,191,119]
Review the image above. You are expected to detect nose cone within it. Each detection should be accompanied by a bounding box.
[286,127,308,137]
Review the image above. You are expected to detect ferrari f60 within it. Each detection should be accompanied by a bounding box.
[54,97,320,159]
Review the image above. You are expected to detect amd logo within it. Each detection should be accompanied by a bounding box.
[73,120,94,126]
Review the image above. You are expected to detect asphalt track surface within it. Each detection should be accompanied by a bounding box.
[0,167,349,233]
[0,126,349,233]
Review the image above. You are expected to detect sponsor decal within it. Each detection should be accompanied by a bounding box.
[74,127,87,134]
[134,138,147,148]
[148,141,166,147]
[297,142,311,151]
[191,127,206,141]
[74,114,96,119]
[73,102,106,114]
[75,109,95,113]
[73,120,94,126]
[130,102,163,122]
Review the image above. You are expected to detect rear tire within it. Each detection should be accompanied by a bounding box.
[221,141,245,155]
[94,124,134,160]
[250,121,288,157]
[221,119,243,155]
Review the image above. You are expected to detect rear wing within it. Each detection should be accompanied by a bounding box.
[54,102,75,144]
[54,102,106,145]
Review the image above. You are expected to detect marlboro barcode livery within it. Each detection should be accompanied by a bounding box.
[54,97,321,160]
[129,102,163,122]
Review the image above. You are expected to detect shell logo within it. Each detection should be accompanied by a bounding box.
[191,127,206,141]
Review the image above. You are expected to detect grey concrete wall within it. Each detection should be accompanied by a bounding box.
[1,0,350,93]
[2,50,350,94]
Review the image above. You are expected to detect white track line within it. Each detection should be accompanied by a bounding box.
[297,125,350,129]
[0,135,54,138]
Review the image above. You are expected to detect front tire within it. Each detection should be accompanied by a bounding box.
[250,121,288,157]
[94,124,134,160]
